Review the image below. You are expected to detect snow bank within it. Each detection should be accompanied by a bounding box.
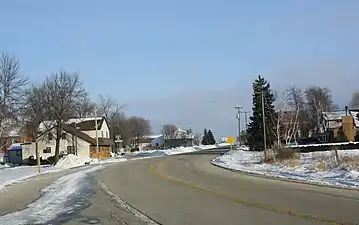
[0,164,10,169]
[212,149,359,189]
[55,154,128,169]
[0,165,61,190]
[130,146,200,158]
[0,154,128,191]
[0,166,104,225]
[130,144,234,158]
[54,154,92,169]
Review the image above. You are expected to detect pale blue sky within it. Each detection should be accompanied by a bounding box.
[1,1,358,138]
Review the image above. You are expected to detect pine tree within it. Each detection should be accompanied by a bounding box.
[207,129,216,145]
[201,129,209,145]
[247,75,276,151]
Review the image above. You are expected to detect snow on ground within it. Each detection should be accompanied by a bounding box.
[0,166,103,225]
[0,165,62,190]
[54,154,93,169]
[0,154,127,191]
[129,146,200,158]
[55,154,128,169]
[212,149,359,189]
[130,144,231,158]
[0,144,227,191]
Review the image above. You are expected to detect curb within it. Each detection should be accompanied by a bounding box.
[210,157,359,192]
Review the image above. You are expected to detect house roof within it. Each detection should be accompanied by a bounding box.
[323,111,359,128]
[67,117,106,131]
[62,124,113,146]
[38,117,106,132]
[37,123,113,147]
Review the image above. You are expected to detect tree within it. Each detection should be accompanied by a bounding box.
[96,95,126,140]
[161,124,178,139]
[247,75,276,151]
[207,129,216,145]
[273,86,303,147]
[0,53,28,151]
[304,86,336,136]
[43,71,87,162]
[127,116,151,146]
[74,96,96,118]
[201,129,209,145]
[349,91,359,109]
[193,132,201,145]
[22,84,47,171]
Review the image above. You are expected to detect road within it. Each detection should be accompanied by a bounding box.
[1,151,359,224]
[74,152,359,225]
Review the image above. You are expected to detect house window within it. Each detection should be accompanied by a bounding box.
[48,133,53,141]
[43,147,51,153]
[106,131,109,138]
[61,133,66,139]
[67,146,75,154]
[101,131,104,138]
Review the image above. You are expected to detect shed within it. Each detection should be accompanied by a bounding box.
[7,143,23,164]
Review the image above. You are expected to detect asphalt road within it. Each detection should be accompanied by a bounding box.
[90,153,359,225]
[2,151,359,225]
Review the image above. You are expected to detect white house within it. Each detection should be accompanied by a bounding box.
[30,117,113,160]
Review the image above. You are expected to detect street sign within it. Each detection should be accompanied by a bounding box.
[227,136,235,145]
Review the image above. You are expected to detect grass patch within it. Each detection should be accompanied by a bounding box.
[265,148,300,166]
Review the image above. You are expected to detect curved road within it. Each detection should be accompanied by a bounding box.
[66,152,359,225]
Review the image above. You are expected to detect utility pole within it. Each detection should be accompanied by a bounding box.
[235,106,243,145]
[95,108,100,161]
[261,91,267,159]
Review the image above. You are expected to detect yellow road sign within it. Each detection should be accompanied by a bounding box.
[227,136,235,145]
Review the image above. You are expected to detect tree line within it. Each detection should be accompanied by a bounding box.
[0,52,152,162]
[246,75,359,151]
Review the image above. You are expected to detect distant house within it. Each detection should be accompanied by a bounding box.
[322,110,359,142]
[164,128,195,148]
[136,135,164,151]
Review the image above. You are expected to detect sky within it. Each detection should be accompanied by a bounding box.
[1,0,359,138]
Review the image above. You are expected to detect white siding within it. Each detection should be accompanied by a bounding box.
[27,128,91,159]
[82,119,110,139]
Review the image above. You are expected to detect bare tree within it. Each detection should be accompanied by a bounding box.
[274,86,306,147]
[22,84,47,170]
[96,95,126,139]
[349,91,359,109]
[127,116,151,146]
[161,124,178,139]
[98,94,115,118]
[108,105,127,141]
[74,95,96,118]
[43,71,87,162]
[305,86,335,135]
[193,132,201,145]
[0,53,28,151]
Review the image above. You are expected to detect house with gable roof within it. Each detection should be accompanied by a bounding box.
[21,117,114,161]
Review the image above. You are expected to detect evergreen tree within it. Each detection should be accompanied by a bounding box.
[247,75,276,151]
[201,129,209,145]
[207,129,216,145]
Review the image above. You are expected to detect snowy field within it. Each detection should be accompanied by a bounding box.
[212,148,359,189]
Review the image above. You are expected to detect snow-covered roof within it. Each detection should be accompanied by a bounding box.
[323,111,346,121]
[38,117,104,132]
[143,134,163,139]
[323,111,359,128]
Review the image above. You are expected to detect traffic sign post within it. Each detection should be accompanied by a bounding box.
[227,136,235,150]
